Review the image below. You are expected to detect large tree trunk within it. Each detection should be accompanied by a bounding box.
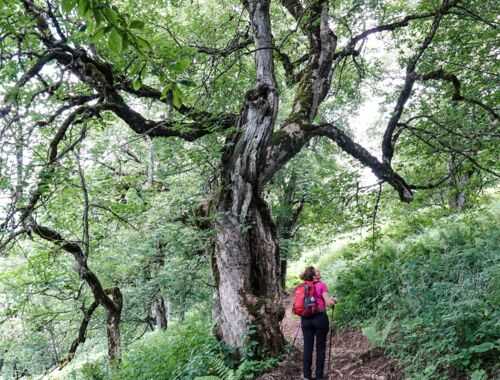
[209,0,287,356]
[213,191,285,356]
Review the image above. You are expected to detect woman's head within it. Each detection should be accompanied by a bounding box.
[300,266,321,281]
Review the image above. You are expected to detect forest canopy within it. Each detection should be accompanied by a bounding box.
[0,0,498,378]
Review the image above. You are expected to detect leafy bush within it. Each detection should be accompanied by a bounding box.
[333,203,500,379]
[117,318,220,379]
[68,314,279,380]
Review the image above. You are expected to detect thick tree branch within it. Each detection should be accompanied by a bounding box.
[314,124,413,202]
[261,122,414,202]
[117,80,238,128]
[283,0,337,127]
[280,0,304,23]
[28,221,120,313]
[416,69,499,120]
[339,12,436,55]
[20,0,236,142]
[15,51,71,92]
[381,0,462,164]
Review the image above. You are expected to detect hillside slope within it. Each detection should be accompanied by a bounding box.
[289,201,500,380]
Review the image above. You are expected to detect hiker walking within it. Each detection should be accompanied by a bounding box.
[296,266,337,380]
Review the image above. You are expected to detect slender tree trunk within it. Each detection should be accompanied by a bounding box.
[106,288,123,363]
[154,297,168,331]
[13,362,18,380]
[147,136,155,188]
[0,349,4,374]
[107,312,121,362]
[15,124,23,193]
[179,291,186,323]
[448,154,473,210]
[48,327,60,364]
[166,297,174,322]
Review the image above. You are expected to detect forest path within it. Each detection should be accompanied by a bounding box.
[256,300,403,380]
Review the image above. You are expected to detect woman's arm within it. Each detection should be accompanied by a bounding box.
[322,292,338,307]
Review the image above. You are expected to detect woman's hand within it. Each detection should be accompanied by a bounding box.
[323,293,339,307]
[329,296,338,307]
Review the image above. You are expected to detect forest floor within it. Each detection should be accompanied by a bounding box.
[256,300,403,380]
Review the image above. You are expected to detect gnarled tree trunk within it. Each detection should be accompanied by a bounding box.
[213,193,285,355]
[210,0,286,355]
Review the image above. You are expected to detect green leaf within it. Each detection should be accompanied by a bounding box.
[101,7,119,25]
[172,84,183,108]
[469,342,496,353]
[121,32,130,51]
[93,9,104,26]
[130,61,143,76]
[132,78,142,91]
[77,0,91,18]
[160,84,172,100]
[91,25,113,44]
[158,71,167,83]
[171,58,190,74]
[61,0,77,13]
[108,28,123,54]
[130,20,145,29]
[135,36,151,51]
[178,79,196,87]
[471,370,487,380]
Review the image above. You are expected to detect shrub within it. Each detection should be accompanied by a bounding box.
[333,203,500,379]
[68,314,280,380]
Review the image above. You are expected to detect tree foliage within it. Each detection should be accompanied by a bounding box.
[0,0,498,377]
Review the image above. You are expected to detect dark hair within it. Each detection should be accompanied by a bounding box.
[300,266,316,281]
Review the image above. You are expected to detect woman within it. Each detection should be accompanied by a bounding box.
[300,266,337,380]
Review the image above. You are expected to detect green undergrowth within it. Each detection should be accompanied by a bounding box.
[322,201,500,379]
[66,316,278,380]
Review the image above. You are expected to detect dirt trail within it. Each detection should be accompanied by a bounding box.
[256,301,403,380]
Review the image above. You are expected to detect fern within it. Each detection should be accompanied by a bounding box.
[362,317,395,347]
[208,355,238,380]
[193,354,238,380]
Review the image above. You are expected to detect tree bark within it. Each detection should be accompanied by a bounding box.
[106,287,123,363]
[448,154,474,209]
[208,0,286,356]
[179,290,186,323]
[154,297,168,331]
[213,192,285,356]
[0,349,5,374]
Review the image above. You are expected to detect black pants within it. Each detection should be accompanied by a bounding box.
[301,311,329,379]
